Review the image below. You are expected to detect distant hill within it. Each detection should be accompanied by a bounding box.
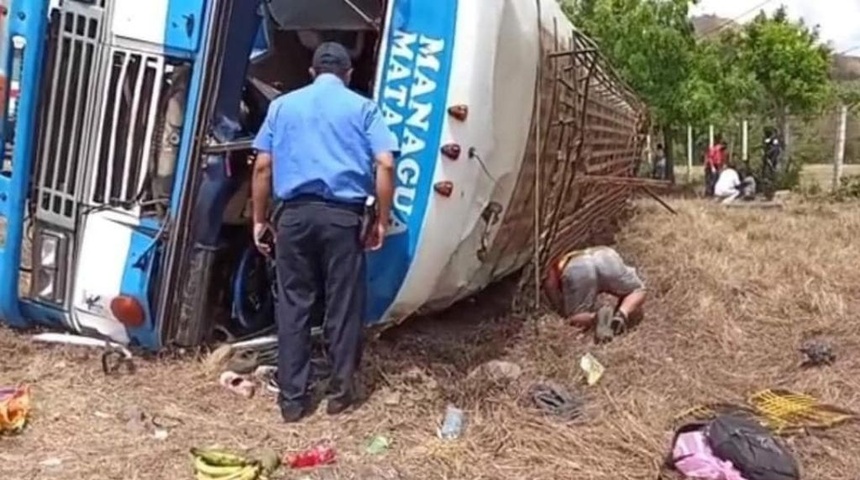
[690,15,860,81]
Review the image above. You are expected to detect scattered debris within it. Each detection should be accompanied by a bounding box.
[101,345,135,376]
[800,340,835,367]
[467,360,522,383]
[677,389,858,436]
[40,457,63,468]
[663,415,800,480]
[579,353,605,386]
[438,405,466,440]
[666,428,745,480]
[284,444,336,469]
[219,371,256,399]
[256,448,281,476]
[365,435,392,455]
[382,390,402,406]
[0,385,31,434]
[710,415,799,480]
[528,382,584,421]
[153,428,169,441]
[204,344,235,374]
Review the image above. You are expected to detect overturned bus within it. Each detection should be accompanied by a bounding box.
[0,0,645,351]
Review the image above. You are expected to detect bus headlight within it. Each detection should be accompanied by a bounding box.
[33,230,68,304]
[40,235,58,268]
[36,269,56,299]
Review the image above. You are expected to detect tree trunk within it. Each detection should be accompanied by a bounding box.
[663,125,676,183]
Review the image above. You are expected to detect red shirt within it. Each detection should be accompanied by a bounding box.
[705,145,725,170]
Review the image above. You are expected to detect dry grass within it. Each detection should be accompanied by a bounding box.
[2,198,860,480]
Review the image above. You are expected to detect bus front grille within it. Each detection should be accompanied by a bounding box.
[34,2,104,228]
[89,49,165,208]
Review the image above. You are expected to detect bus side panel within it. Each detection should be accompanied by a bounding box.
[0,0,49,327]
[366,0,459,324]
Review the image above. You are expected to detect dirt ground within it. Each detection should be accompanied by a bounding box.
[2,197,860,480]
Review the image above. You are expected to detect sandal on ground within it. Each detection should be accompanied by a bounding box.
[219,371,256,398]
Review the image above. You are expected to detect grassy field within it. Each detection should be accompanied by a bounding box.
[2,198,860,479]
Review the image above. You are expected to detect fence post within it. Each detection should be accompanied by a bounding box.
[686,124,693,182]
[833,103,848,192]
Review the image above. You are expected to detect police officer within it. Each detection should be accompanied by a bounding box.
[251,42,398,423]
[762,127,782,201]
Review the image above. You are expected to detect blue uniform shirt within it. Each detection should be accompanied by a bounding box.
[253,74,399,204]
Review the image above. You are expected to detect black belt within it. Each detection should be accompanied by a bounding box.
[272,195,377,244]
[277,194,364,215]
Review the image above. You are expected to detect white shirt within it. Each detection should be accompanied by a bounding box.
[714,168,741,196]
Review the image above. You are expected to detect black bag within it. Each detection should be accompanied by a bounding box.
[707,415,800,480]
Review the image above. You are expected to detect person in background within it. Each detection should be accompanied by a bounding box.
[736,163,758,200]
[713,161,745,204]
[704,137,726,197]
[652,143,667,180]
[761,127,782,201]
[543,247,647,344]
[251,42,398,423]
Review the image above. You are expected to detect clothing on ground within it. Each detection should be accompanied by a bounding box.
[252,73,399,204]
[560,247,645,316]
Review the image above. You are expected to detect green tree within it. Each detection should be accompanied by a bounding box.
[567,0,702,180]
[737,7,831,148]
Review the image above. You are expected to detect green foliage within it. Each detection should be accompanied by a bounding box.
[833,81,860,109]
[833,174,860,200]
[567,0,697,129]
[731,7,832,118]
[564,1,833,133]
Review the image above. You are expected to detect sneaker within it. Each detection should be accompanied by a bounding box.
[610,311,628,336]
[594,306,616,344]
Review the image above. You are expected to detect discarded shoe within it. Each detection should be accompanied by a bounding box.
[610,311,628,336]
[800,340,835,367]
[528,382,584,421]
[219,371,256,399]
[594,306,616,343]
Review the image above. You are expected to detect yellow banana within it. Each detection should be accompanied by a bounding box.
[190,447,250,467]
[222,464,261,480]
[193,456,245,477]
[196,471,220,480]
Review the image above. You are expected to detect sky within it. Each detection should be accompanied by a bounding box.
[691,0,860,55]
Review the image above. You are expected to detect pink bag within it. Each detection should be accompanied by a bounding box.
[672,430,748,480]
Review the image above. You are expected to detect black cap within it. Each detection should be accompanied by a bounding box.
[312,42,352,72]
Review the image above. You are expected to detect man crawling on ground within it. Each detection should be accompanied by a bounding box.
[543,246,647,343]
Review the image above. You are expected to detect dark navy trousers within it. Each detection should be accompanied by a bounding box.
[275,200,365,407]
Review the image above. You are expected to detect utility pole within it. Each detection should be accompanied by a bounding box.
[833,103,848,192]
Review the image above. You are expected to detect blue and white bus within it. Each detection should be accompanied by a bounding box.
[0,0,644,351]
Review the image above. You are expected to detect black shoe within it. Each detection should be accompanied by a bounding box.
[325,397,354,416]
[280,402,306,423]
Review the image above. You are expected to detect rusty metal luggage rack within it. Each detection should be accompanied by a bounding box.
[483,19,648,311]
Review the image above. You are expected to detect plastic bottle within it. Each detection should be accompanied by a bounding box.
[438,405,466,440]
